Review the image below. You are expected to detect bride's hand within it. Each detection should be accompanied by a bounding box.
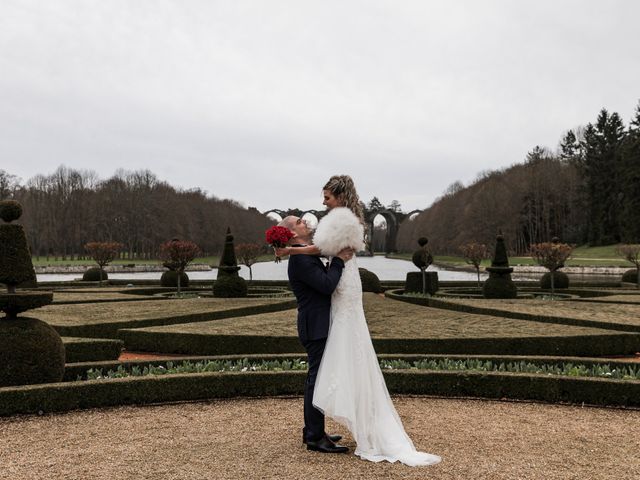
[274,247,290,257]
[337,247,354,262]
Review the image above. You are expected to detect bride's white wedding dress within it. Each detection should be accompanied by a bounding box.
[311,208,441,467]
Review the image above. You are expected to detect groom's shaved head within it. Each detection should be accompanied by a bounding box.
[279,216,312,244]
[278,216,298,230]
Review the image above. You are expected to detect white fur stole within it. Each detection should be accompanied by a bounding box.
[313,207,365,256]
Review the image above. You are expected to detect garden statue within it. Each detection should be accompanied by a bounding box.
[0,200,65,387]
[482,233,517,299]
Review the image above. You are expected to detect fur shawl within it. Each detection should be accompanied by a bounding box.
[313,207,365,256]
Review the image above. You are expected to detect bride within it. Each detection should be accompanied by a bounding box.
[279,175,441,467]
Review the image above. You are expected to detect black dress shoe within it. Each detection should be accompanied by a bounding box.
[303,434,342,445]
[306,435,349,454]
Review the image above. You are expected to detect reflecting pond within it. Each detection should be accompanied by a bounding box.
[36,256,618,283]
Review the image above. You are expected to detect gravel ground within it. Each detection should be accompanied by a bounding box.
[1,397,639,480]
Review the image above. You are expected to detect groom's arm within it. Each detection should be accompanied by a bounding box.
[290,255,344,296]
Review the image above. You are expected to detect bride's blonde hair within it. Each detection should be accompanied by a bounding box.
[323,175,365,223]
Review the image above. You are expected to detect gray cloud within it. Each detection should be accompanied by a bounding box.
[1,0,639,213]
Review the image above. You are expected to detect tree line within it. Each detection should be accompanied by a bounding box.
[0,167,273,260]
[398,100,640,255]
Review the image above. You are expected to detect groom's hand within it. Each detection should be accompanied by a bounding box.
[337,248,354,262]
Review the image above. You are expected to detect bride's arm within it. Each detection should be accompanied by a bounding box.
[274,244,321,257]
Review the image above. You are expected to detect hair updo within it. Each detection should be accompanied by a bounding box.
[323,175,365,223]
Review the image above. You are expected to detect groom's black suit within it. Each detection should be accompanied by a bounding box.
[288,252,345,443]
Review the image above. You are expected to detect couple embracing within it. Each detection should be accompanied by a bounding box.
[276,175,441,467]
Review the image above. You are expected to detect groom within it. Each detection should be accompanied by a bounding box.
[278,215,353,454]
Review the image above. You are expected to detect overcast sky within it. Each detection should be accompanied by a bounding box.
[1,0,639,213]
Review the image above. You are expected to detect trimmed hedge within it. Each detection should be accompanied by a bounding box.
[405,271,438,294]
[213,275,248,298]
[62,337,123,363]
[2,369,639,417]
[118,328,640,357]
[0,291,53,316]
[63,352,640,382]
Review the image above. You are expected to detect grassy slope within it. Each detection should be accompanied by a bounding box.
[389,244,633,267]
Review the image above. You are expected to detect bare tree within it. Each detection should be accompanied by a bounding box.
[159,239,201,295]
[459,242,489,289]
[84,241,123,286]
[235,242,264,281]
[529,241,573,296]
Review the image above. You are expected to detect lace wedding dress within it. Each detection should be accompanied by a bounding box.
[312,208,441,467]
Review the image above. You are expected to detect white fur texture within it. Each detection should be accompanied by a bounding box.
[313,207,365,256]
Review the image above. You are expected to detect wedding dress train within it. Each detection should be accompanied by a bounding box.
[312,208,441,467]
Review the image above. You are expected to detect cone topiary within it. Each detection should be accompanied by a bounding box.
[213,227,247,297]
[482,234,517,299]
[161,270,190,288]
[359,268,382,293]
[541,271,570,289]
[0,200,64,387]
[82,267,108,282]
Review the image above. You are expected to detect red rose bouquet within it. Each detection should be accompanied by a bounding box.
[265,225,295,263]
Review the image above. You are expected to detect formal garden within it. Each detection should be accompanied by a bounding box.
[2,199,640,478]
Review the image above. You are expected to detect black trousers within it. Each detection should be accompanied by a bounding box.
[302,337,327,442]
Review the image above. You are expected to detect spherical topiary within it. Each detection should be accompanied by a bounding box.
[0,200,22,223]
[160,270,190,288]
[0,316,65,387]
[359,268,382,293]
[82,267,108,282]
[622,269,639,283]
[482,276,518,299]
[213,274,248,298]
[540,271,570,289]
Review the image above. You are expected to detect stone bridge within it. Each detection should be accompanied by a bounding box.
[263,208,423,254]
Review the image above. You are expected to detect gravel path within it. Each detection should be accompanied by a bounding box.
[1,396,639,480]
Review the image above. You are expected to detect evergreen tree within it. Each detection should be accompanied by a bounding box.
[581,109,625,245]
[620,101,640,242]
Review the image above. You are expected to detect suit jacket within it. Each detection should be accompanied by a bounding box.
[288,254,345,343]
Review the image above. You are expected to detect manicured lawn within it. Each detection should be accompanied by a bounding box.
[389,244,633,267]
[135,293,626,340]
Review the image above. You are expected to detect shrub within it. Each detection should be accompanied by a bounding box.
[82,267,108,282]
[0,316,65,387]
[359,268,382,293]
[622,269,638,284]
[213,275,248,298]
[482,276,518,299]
[160,270,190,288]
[541,271,570,289]
[405,271,438,294]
